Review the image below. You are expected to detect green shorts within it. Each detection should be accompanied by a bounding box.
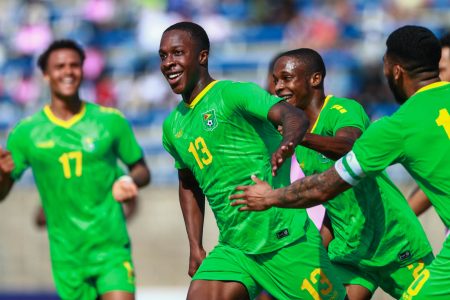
[193,222,346,300]
[52,257,135,300]
[332,252,434,298]
[402,236,450,300]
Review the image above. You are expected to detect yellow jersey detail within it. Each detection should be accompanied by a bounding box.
[44,103,86,129]
[310,95,332,133]
[186,81,218,108]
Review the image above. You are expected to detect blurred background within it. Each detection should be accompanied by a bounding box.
[0,0,448,299]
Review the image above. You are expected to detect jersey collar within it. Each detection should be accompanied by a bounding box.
[310,95,332,133]
[185,80,218,109]
[414,81,450,96]
[44,102,86,128]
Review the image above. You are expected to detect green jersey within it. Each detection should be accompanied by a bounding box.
[297,96,431,267]
[7,102,143,265]
[162,80,308,254]
[336,82,450,228]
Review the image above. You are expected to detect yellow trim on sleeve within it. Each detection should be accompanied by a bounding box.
[310,95,332,134]
[43,102,86,128]
[185,81,218,108]
[414,81,449,95]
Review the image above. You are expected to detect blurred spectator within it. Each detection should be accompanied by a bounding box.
[95,71,117,107]
[11,72,39,110]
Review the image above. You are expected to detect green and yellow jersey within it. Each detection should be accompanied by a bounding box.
[297,96,431,267]
[7,102,143,266]
[162,80,309,254]
[336,82,450,228]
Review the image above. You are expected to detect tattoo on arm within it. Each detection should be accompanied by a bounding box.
[277,168,350,208]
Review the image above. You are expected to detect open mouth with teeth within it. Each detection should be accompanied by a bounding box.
[280,94,293,102]
[167,72,182,84]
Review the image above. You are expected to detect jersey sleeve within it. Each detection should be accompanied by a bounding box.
[162,118,187,170]
[6,125,29,180]
[222,82,282,120]
[327,99,370,135]
[112,113,143,165]
[335,115,405,185]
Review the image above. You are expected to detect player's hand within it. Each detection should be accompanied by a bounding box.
[0,146,14,176]
[112,176,138,202]
[230,175,275,211]
[188,247,206,277]
[271,141,294,176]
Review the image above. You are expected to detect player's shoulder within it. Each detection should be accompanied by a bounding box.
[9,109,46,135]
[327,95,364,110]
[87,102,125,119]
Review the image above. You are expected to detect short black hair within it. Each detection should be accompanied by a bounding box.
[163,21,210,53]
[279,48,326,79]
[386,25,440,75]
[440,32,450,48]
[37,39,85,73]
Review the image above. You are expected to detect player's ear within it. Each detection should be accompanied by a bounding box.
[310,72,322,88]
[393,64,403,80]
[199,50,209,66]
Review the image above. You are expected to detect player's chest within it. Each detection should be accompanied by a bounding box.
[27,124,114,164]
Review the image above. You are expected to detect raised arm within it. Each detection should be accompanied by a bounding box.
[230,166,351,210]
[301,127,362,160]
[0,147,15,201]
[267,101,309,175]
[178,168,207,277]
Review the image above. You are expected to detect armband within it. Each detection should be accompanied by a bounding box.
[334,151,365,186]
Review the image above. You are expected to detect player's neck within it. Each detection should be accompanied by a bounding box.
[305,93,326,129]
[49,96,83,120]
[410,76,441,97]
[183,75,214,104]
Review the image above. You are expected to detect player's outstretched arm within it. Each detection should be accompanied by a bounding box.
[301,127,362,160]
[267,101,309,176]
[112,158,150,202]
[230,166,351,211]
[0,146,15,201]
[178,168,207,277]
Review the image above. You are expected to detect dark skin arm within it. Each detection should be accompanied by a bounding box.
[230,167,351,210]
[127,157,151,188]
[178,168,207,277]
[408,186,432,216]
[267,101,309,176]
[0,147,15,201]
[301,127,362,160]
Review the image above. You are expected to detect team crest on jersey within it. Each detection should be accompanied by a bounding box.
[202,109,218,131]
[83,137,95,152]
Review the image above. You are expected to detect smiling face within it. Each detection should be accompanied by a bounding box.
[44,48,83,101]
[273,55,313,110]
[159,29,204,98]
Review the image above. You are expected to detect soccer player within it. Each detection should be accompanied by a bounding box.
[267,53,326,231]
[0,40,150,300]
[230,25,450,300]
[159,21,346,300]
[269,47,432,299]
[407,32,450,218]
